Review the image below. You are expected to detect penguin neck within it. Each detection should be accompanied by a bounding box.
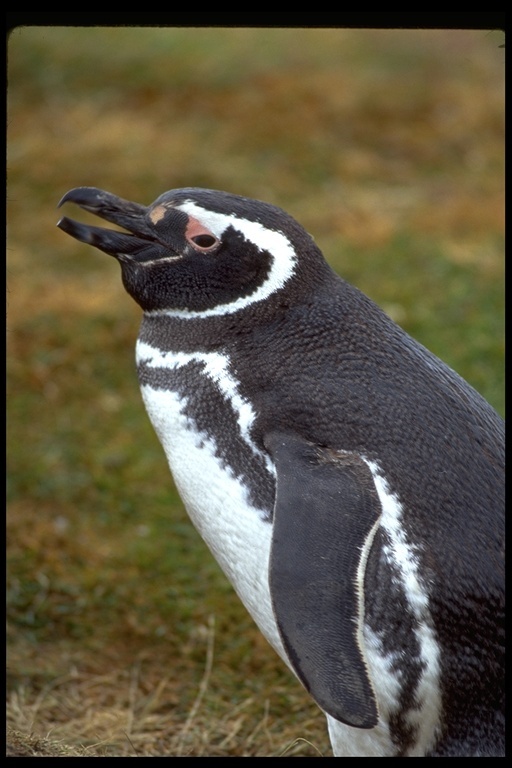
[137,262,339,355]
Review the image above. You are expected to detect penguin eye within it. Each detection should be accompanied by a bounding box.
[184,214,220,251]
[191,234,218,249]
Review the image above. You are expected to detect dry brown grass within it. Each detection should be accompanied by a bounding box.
[7,620,327,757]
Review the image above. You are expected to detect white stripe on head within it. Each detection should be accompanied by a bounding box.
[146,201,297,319]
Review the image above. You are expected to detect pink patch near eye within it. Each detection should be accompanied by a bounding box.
[185,215,218,249]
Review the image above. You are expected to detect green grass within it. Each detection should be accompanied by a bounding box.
[7,27,504,756]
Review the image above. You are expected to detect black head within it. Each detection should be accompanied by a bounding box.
[57,187,329,316]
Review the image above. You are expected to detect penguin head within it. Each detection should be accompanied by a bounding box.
[58,187,329,315]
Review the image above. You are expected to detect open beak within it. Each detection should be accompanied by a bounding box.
[57,187,164,262]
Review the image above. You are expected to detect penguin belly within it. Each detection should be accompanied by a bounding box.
[138,381,287,661]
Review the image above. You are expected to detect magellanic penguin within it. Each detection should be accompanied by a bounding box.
[57,186,504,757]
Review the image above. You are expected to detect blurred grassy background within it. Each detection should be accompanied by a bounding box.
[7,27,504,756]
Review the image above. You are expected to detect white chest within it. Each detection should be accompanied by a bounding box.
[136,341,287,662]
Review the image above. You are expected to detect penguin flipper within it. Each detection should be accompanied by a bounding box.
[265,432,381,728]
